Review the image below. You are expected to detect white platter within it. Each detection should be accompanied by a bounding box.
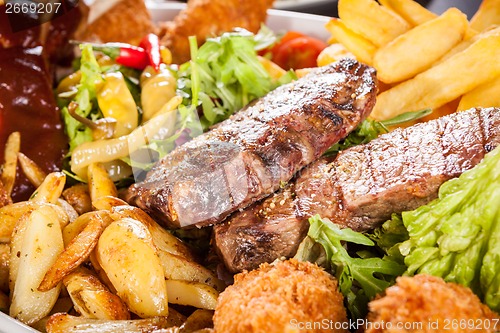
[0,3,331,333]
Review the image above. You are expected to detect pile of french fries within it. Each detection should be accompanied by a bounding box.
[0,133,222,333]
[319,0,500,121]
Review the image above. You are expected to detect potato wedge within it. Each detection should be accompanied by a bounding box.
[316,43,355,67]
[338,0,410,47]
[1,132,20,196]
[63,267,130,320]
[458,75,500,111]
[56,198,79,224]
[438,26,500,63]
[63,210,113,246]
[8,212,30,293]
[470,0,500,32]
[180,309,214,333]
[374,8,468,83]
[46,314,176,333]
[10,205,64,325]
[38,216,104,292]
[158,250,225,292]
[17,152,47,187]
[378,0,436,26]
[92,195,129,211]
[0,290,9,313]
[96,218,168,317]
[0,243,9,293]
[88,163,118,206]
[62,184,92,215]
[371,32,500,120]
[110,205,195,261]
[325,18,377,65]
[257,56,286,80]
[165,280,218,310]
[30,172,66,204]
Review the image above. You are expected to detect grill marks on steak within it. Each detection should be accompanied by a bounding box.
[127,59,377,228]
[214,107,500,272]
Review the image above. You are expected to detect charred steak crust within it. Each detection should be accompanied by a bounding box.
[215,107,500,272]
[127,59,378,228]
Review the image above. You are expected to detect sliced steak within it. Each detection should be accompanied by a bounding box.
[214,107,500,272]
[127,59,377,228]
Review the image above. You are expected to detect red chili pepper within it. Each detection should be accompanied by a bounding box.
[89,42,150,70]
[139,34,162,72]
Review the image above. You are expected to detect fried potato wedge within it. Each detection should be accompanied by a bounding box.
[165,280,218,310]
[8,212,30,293]
[458,75,500,111]
[374,8,468,83]
[17,152,47,187]
[371,32,500,120]
[0,290,9,312]
[180,309,214,333]
[62,210,113,246]
[470,0,500,32]
[110,205,195,261]
[30,172,66,204]
[39,216,104,292]
[338,0,410,47]
[88,162,118,206]
[1,132,20,196]
[92,195,128,211]
[325,18,377,65]
[378,0,436,26]
[63,268,130,320]
[62,184,92,215]
[0,243,9,293]
[158,250,225,292]
[46,314,176,333]
[96,218,168,317]
[10,205,64,325]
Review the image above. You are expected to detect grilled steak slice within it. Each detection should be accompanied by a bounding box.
[214,107,500,272]
[127,59,377,228]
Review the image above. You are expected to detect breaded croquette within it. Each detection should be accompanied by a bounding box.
[159,0,274,63]
[365,274,499,333]
[213,259,348,333]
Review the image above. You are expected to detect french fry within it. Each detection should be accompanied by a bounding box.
[87,162,118,206]
[470,0,500,32]
[96,218,169,318]
[0,243,9,293]
[62,184,92,215]
[1,132,20,196]
[458,75,500,111]
[38,216,104,292]
[438,26,500,63]
[378,0,437,26]
[0,201,68,243]
[30,172,66,204]
[316,43,355,67]
[257,56,286,80]
[46,314,177,333]
[338,0,410,47]
[62,210,112,246]
[63,267,130,320]
[371,32,500,120]
[325,18,377,65]
[110,205,196,261]
[158,250,225,292]
[10,205,64,325]
[374,8,468,83]
[165,280,218,310]
[17,152,47,187]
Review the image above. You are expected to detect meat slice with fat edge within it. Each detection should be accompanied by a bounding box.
[126,59,377,228]
[214,107,500,272]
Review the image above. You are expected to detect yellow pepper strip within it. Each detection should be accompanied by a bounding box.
[97,72,139,138]
[71,96,182,180]
[140,67,177,122]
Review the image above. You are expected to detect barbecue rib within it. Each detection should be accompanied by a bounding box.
[127,59,377,228]
[214,107,500,272]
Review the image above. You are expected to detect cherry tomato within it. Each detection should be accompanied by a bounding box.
[273,36,328,70]
[259,31,306,57]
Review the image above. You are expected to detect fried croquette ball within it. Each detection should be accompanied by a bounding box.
[365,274,499,333]
[213,259,348,333]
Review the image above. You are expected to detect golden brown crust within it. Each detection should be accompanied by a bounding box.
[213,259,348,333]
[365,274,500,333]
[160,0,275,63]
[75,0,154,45]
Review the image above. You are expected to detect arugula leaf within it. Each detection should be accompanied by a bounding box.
[307,215,406,319]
